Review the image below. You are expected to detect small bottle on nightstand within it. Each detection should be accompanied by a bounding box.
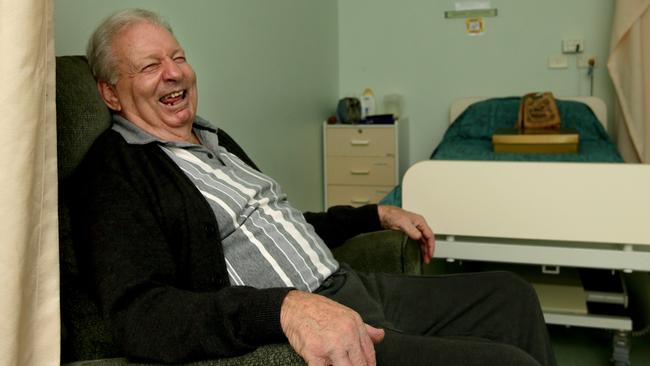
[360,88,376,119]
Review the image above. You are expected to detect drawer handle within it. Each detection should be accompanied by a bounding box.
[351,198,370,204]
[350,140,370,146]
[350,170,370,175]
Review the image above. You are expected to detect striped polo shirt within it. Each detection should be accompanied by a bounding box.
[112,115,338,291]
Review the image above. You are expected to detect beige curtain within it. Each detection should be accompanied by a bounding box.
[0,0,60,365]
[608,0,650,163]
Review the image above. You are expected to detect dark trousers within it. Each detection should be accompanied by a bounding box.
[316,265,556,366]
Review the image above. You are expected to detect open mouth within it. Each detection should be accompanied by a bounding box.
[159,90,186,106]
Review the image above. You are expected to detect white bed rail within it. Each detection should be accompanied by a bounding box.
[403,160,650,271]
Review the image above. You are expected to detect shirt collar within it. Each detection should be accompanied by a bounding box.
[111,114,218,147]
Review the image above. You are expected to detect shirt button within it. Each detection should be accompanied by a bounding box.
[207,153,214,159]
[205,225,216,234]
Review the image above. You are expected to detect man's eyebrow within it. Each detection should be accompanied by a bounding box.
[133,55,160,68]
[129,46,186,69]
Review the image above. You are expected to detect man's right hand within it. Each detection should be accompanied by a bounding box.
[280,290,385,366]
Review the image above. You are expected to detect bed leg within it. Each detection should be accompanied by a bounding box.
[622,245,634,274]
[444,236,457,263]
[611,330,631,366]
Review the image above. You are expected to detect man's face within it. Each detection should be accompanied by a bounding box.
[105,21,198,138]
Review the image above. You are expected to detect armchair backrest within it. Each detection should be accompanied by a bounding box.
[56,56,111,180]
[56,55,117,362]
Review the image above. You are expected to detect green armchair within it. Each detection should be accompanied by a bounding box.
[57,56,422,366]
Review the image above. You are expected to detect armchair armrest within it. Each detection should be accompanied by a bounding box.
[332,229,422,275]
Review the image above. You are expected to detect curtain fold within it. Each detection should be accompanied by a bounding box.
[607,0,650,163]
[0,0,60,365]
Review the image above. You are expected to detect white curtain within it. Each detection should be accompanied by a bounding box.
[0,0,60,365]
[608,0,650,163]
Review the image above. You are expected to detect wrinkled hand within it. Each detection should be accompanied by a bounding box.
[280,290,385,366]
[377,205,436,264]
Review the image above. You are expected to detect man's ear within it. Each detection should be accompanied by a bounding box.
[97,80,122,111]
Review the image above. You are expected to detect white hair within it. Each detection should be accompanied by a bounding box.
[86,8,173,83]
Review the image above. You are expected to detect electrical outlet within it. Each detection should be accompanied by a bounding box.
[578,54,595,68]
[562,38,584,54]
[548,55,568,69]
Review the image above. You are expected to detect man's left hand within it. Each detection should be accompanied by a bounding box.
[377,205,435,264]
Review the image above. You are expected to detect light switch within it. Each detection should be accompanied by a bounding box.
[562,38,584,54]
[548,55,568,69]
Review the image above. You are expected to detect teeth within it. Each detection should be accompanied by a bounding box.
[161,90,184,101]
[160,90,185,105]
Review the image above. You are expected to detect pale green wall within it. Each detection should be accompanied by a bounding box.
[56,1,618,210]
[55,0,338,212]
[338,0,615,165]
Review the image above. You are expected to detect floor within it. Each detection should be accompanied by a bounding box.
[550,325,650,365]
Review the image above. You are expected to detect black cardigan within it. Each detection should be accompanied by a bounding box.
[70,129,381,363]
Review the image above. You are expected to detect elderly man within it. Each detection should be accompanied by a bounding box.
[71,8,556,366]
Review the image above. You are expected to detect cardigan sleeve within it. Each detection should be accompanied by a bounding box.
[70,134,292,363]
[303,204,383,248]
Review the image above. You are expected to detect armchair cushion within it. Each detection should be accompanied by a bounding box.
[62,344,303,366]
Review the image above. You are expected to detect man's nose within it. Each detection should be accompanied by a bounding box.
[161,58,183,81]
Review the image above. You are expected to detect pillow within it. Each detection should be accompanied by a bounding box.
[444,97,608,142]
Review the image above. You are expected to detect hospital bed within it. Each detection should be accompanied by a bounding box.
[380,96,623,206]
[401,96,649,365]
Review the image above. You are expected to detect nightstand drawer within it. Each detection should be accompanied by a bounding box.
[327,185,393,207]
[326,127,395,157]
[323,121,404,209]
[327,157,396,186]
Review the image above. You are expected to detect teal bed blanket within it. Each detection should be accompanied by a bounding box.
[380,97,623,207]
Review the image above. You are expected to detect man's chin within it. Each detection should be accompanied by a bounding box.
[165,109,195,127]
[163,100,195,120]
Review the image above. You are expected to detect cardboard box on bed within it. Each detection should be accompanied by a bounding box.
[492,128,579,153]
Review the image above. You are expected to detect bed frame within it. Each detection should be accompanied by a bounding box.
[403,96,650,363]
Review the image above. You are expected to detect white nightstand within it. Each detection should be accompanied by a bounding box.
[323,121,405,208]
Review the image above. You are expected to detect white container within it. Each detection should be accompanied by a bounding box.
[360,88,376,119]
